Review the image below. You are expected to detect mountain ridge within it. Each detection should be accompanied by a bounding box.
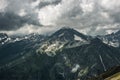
[0,27,120,80]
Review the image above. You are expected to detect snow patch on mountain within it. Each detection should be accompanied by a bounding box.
[74,35,83,41]
[71,64,80,73]
[44,42,63,53]
[100,37,120,47]
[109,41,119,47]
[37,41,65,56]
[59,33,65,37]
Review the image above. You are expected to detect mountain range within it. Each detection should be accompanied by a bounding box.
[0,27,120,80]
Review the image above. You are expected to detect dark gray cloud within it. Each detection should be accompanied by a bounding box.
[0,12,41,31]
[38,0,62,8]
[0,0,61,31]
[0,0,42,31]
[110,11,120,23]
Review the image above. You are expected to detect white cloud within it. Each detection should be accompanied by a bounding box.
[18,9,27,17]
[38,0,120,35]
[0,24,59,36]
[101,0,120,10]
[0,0,120,35]
[100,12,110,19]
[0,0,8,12]
[31,0,40,8]
[80,0,95,13]
[38,4,61,25]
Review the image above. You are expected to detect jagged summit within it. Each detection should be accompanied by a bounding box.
[49,27,89,42]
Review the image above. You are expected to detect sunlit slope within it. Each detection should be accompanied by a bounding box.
[105,72,120,80]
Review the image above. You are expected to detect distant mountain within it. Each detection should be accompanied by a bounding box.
[0,27,120,80]
[0,33,45,46]
[0,33,9,45]
[0,33,45,66]
[98,30,120,47]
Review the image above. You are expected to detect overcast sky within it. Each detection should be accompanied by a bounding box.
[0,0,120,36]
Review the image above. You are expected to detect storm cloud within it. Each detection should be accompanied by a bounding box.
[38,0,62,8]
[0,12,41,30]
[0,0,120,35]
